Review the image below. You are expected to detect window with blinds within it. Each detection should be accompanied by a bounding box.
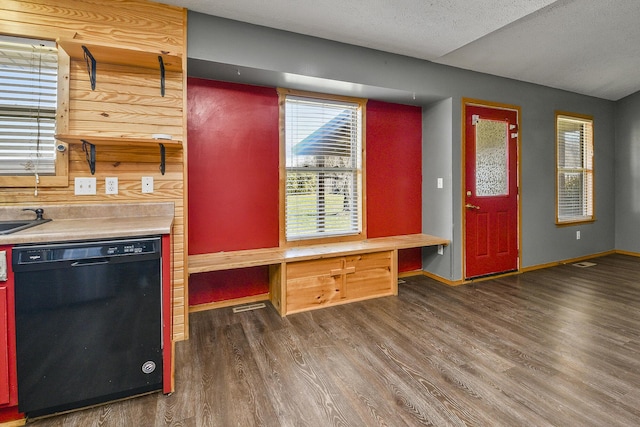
[283,93,364,241]
[556,113,594,224]
[0,36,58,176]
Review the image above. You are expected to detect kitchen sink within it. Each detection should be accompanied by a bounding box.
[0,219,51,235]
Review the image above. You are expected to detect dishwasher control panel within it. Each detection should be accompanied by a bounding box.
[13,237,160,266]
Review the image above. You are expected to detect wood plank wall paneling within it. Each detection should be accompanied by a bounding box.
[0,0,188,341]
[68,63,184,138]
[1,0,184,49]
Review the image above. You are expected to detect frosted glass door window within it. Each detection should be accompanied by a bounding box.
[475,119,508,196]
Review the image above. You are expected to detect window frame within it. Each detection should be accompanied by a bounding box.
[555,111,595,225]
[0,35,68,188]
[278,88,367,246]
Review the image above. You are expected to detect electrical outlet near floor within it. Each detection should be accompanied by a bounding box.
[576,230,581,240]
[74,177,96,195]
[141,176,154,193]
[105,177,118,195]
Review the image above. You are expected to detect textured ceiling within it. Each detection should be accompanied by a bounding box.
[158,0,640,100]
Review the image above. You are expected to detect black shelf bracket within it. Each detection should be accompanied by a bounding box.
[159,143,166,175]
[158,56,165,97]
[81,140,96,175]
[82,46,97,90]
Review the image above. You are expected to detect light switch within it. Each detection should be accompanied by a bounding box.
[437,177,443,189]
[74,177,96,195]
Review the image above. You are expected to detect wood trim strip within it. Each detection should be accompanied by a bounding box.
[614,249,640,258]
[520,250,616,273]
[421,270,465,286]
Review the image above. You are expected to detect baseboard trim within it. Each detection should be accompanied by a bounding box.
[420,249,631,285]
[420,270,465,286]
[398,269,424,278]
[614,249,640,258]
[521,250,616,273]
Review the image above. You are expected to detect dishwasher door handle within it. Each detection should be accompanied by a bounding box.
[71,258,109,267]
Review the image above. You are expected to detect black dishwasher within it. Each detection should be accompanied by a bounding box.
[12,237,163,418]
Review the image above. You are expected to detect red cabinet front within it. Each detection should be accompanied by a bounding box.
[0,245,19,419]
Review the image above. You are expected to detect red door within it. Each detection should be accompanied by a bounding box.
[464,103,519,278]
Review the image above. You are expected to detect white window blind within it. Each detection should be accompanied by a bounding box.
[556,114,594,223]
[284,95,362,240]
[0,37,57,176]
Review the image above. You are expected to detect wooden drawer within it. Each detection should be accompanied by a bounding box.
[345,251,393,300]
[285,250,393,314]
[286,258,344,313]
[286,257,343,282]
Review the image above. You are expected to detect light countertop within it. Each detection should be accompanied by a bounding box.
[0,202,174,245]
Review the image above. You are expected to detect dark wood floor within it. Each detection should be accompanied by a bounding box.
[29,254,640,426]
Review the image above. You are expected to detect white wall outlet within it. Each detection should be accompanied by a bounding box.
[437,244,444,255]
[437,177,443,189]
[142,176,154,193]
[74,177,96,195]
[105,177,118,195]
[576,230,581,240]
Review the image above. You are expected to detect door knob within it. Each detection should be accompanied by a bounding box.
[465,203,480,210]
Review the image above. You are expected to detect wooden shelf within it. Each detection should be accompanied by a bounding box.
[57,38,182,72]
[368,233,450,250]
[55,39,183,174]
[56,134,179,175]
[282,234,449,263]
[55,134,182,147]
[189,247,285,274]
[187,233,449,275]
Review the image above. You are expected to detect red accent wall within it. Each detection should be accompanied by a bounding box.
[187,78,280,254]
[366,100,423,271]
[187,81,424,306]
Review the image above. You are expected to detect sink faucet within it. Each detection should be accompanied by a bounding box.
[23,208,45,220]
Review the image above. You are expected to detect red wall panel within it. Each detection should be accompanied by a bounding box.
[187,78,280,254]
[366,100,423,271]
[188,267,269,305]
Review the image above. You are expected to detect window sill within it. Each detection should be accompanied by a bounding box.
[556,218,596,227]
[0,175,68,188]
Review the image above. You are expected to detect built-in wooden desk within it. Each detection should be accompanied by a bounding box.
[187,233,449,315]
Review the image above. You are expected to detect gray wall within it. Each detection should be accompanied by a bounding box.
[188,12,617,281]
[615,90,640,252]
[422,99,455,280]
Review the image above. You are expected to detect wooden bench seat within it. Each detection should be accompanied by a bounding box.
[187,233,449,315]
